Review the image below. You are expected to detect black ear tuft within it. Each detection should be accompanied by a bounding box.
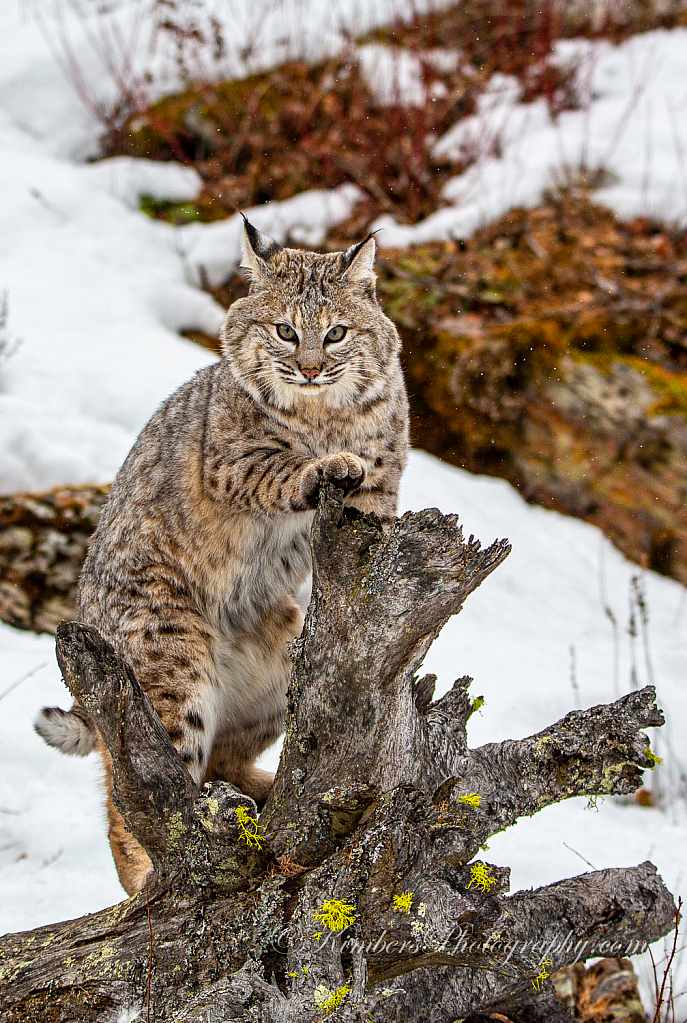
[241,215,283,262]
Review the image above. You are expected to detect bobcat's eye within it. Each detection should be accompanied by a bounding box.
[324,325,347,345]
[276,323,297,342]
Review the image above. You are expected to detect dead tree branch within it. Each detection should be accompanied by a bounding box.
[0,487,676,1023]
[56,623,198,873]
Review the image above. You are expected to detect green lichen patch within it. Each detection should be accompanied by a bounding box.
[575,353,687,421]
[166,810,187,846]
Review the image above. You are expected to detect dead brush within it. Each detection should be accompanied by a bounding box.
[642,897,685,1023]
[369,0,687,56]
[107,52,478,226]
[106,0,592,228]
[364,0,687,121]
[59,0,682,232]
[271,857,308,878]
[31,0,236,135]
[363,0,586,118]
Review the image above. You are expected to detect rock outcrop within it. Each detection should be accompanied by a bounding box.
[0,485,108,633]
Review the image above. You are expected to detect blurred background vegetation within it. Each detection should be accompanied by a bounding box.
[3,0,687,626]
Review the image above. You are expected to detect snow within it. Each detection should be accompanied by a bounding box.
[356,45,463,107]
[0,631,125,929]
[80,157,203,209]
[0,0,685,1007]
[373,30,687,245]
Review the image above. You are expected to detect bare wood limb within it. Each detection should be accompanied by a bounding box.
[55,621,198,870]
[435,684,664,859]
[264,488,511,864]
[0,488,677,1023]
[379,860,675,1023]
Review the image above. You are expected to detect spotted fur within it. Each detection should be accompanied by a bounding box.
[35,223,409,894]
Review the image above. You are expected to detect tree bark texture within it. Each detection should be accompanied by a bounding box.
[0,487,676,1022]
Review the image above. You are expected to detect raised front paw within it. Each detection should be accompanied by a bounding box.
[298,452,366,508]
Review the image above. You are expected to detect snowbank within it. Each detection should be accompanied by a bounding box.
[373,30,687,244]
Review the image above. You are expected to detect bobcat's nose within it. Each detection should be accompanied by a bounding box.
[300,365,322,381]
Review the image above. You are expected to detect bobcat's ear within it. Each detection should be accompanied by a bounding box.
[240,216,282,282]
[339,235,377,297]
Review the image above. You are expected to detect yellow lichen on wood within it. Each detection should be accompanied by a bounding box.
[392,891,414,912]
[456,793,481,808]
[235,806,265,849]
[313,983,351,1014]
[532,958,553,991]
[467,863,497,893]
[646,749,663,769]
[313,898,356,933]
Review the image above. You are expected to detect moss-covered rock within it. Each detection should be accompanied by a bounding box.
[0,485,109,633]
[374,186,687,583]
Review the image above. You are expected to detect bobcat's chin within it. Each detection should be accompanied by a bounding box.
[266,372,358,412]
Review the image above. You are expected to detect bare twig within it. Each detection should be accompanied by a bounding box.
[598,540,620,701]
[652,897,682,1023]
[563,841,596,870]
[569,644,580,708]
[0,662,48,703]
[146,875,153,1023]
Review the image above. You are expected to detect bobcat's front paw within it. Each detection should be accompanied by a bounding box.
[298,452,366,508]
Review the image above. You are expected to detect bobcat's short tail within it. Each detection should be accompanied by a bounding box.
[34,704,97,756]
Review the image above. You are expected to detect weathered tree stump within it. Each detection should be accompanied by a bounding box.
[0,487,676,1022]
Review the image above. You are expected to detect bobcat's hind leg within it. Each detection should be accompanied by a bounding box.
[203,598,302,808]
[202,692,287,809]
[97,609,223,893]
[98,737,153,896]
[240,765,275,806]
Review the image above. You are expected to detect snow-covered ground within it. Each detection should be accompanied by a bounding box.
[0,0,686,1009]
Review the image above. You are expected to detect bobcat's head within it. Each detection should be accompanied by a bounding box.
[220,219,401,412]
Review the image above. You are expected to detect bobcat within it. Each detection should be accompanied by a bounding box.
[35,219,409,895]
